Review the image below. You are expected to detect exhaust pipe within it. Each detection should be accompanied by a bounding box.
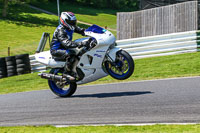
[39,73,66,82]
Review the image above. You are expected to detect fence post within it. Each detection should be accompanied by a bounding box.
[8,47,10,56]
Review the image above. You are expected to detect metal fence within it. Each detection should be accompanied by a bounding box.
[117,1,198,40]
[116,30,200,59]
[29,55,47,72]
[30,30,200,72]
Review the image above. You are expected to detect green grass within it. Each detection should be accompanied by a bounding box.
[0,3,55,57]
[0,2,200,95]
[89,51,200,84]
[0,3,91,57]
[1,124,200,133]
[30,1,118,30]
[1,2,199,132]
[0,52,200,94]
[0,72,47,94]
[0,2,117,57]
[0,20,53,57]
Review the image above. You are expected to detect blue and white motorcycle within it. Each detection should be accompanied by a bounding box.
[35,25,134,97]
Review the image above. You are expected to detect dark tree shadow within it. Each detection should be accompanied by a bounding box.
[1,0,135,28]
[72,91,153,98]
[0,2,101,28]
[0,3,58,27]
[30,1,118,16]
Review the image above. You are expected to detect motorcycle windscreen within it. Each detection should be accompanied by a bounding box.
[85,24,107,34]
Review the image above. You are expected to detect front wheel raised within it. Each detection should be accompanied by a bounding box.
[48,69,77,97]
[105,50,134,80]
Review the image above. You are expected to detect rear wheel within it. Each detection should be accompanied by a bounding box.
[48,69,77,97]
[105,50,134,80]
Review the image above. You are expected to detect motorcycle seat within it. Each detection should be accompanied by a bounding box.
[53,57,66,61]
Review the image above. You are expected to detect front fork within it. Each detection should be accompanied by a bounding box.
[104,47,122,67]
[106,47,121,61]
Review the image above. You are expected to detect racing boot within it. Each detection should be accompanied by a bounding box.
[63,57,76,81]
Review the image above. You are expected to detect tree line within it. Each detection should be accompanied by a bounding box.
[1,0,139,17]
[56,0,139,10]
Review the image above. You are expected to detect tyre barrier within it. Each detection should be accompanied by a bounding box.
[0,57,7,78]
[15,54,31,75]
[5,56,17,77]
[0,54,31,79]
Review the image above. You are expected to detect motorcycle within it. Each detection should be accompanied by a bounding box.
[35,24,134,97]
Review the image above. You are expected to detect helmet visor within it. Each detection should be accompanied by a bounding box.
[66,19,77,26]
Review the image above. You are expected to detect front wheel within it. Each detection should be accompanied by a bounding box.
[105,50,134,80]
[48,69,77,97]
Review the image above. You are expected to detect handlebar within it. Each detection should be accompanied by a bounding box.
[86,37,97,49]
[77,37,97,57]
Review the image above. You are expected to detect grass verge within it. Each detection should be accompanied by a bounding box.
[0,52,200,94]
[1,124,200,133]
[0,3,91,57]
[30,1,119,30]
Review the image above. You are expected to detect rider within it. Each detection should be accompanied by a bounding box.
[50,12,87,81]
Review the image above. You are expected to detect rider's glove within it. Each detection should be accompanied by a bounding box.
[80,29,85,36]
[78,41,88,48]
[90,40,97,47]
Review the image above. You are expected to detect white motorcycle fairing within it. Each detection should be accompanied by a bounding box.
[35,25,121,85]
[35,51,65,68]
[36,24,135,98]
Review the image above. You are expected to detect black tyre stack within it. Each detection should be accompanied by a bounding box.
[5,56,17,77]
[0,54,31,79]
[16,54,31,75]
[0,57,7,78]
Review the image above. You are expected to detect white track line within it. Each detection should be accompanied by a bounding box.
[55,123,199,127]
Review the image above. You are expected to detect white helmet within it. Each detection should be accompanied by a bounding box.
[60,12,77,30]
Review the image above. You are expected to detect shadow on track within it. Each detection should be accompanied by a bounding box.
[72,91,153,98]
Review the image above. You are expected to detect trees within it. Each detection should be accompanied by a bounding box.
[1,0,49,18]
[98,0,139,10]
[63,0,139,10]
[2,0,8,17]
[107,0,139,10]
[1,0,139,18]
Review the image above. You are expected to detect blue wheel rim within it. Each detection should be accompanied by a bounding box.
[49,80,71,95]
[48,69,71,96]
[106,54,130,79]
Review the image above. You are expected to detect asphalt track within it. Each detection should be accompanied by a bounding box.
[0,77,200,126]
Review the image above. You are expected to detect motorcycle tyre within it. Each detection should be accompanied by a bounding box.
[105,50,134,80]
[48,69,77,97]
